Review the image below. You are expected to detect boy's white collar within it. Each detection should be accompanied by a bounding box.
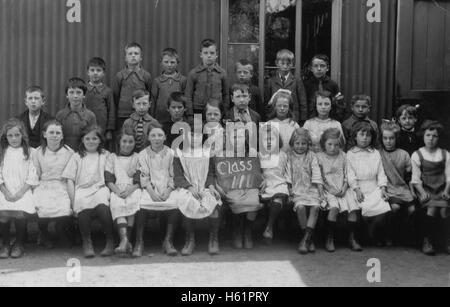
[279,72,290,80]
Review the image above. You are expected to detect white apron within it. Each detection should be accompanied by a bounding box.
[108,154,141,220]
[173,148,221,219]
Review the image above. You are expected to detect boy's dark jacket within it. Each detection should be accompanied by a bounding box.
[303,75,340,119]
[185,63,230,115]
[225,108,261,127]
[18,110,54,148]
[265,73,308,123]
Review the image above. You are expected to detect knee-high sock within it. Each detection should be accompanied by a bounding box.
[78,209,93,239]
[95,205,114,241]
[14,219,27,245]
[0,221,11,246]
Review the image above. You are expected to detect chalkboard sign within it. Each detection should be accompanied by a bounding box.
[215,157,263,193]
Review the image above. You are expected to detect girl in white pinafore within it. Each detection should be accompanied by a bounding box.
[138,147,178,211]
[106,153,140,221]
[133,126,180,258]
[346,121,391,245]
[32,120,74,249]
[173,132,222,256]
[259,123,290,244]
[63,148,110,214]
[62,126,114,258]
[0,119,39,259]
[105,128,141,256]
[286,128,325,254]
[316,128,362,252]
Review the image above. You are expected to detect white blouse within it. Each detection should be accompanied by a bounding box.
[346,147,387,192]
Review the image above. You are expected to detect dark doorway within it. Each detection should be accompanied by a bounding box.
[264,4,297,80]
[301,0,332,77]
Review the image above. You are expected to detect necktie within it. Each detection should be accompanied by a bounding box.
[238,109,251,124]
[136,117,144,150]
[318,80,324,92]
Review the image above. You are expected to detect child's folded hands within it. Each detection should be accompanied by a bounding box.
[334,190,345,198]
[3,189,16,202]
[147,185,163,202]
[355,188,365,203]
[12,190,27,202]
[337,183,348,198]
[418,192,430,204]
[188,186,202,200]
[380,187,389,202]
[120,186,138,199]
[259,180,267,193]
[209,186,221,200]
[160,188,172,201]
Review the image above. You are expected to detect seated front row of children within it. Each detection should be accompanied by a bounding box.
[0,104,448,260]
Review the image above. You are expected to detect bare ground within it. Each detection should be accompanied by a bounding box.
[0,234,449,287]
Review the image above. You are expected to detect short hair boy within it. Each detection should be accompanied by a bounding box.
[185,38,229,117]
[303,54,342,119]
[395,104,422,156]
[151,48,187,124]
[17,86,54,148]
[265,49,308,123]
[113,42,152,130]
[56,77,97,150]
[234,59,264,119]
[85,57,116,144]
[226,83,261,126]
[122,90,160,153]
[342,95,379,151]
[163,92,190,147]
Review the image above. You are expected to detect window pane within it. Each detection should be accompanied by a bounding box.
[229,0,260,43]
[227,44,260,86]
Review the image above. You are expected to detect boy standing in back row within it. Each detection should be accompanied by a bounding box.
[233,59,264,119]
[85,57,115,147]
[151,48,187,125]
[265,49,308,124]
[113,42,152,130]
[18,86,54,148]
[185,38,229,117]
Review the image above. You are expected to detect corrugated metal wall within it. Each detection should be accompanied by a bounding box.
[0,0,221,124]
[340,0,397,122]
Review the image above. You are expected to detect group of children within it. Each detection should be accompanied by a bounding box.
[0,38,448,260]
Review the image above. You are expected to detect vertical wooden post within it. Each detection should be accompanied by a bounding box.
[220,0,229,69]
[331,0,343,86]
[295,0,303,80]
[259,0,266,101]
